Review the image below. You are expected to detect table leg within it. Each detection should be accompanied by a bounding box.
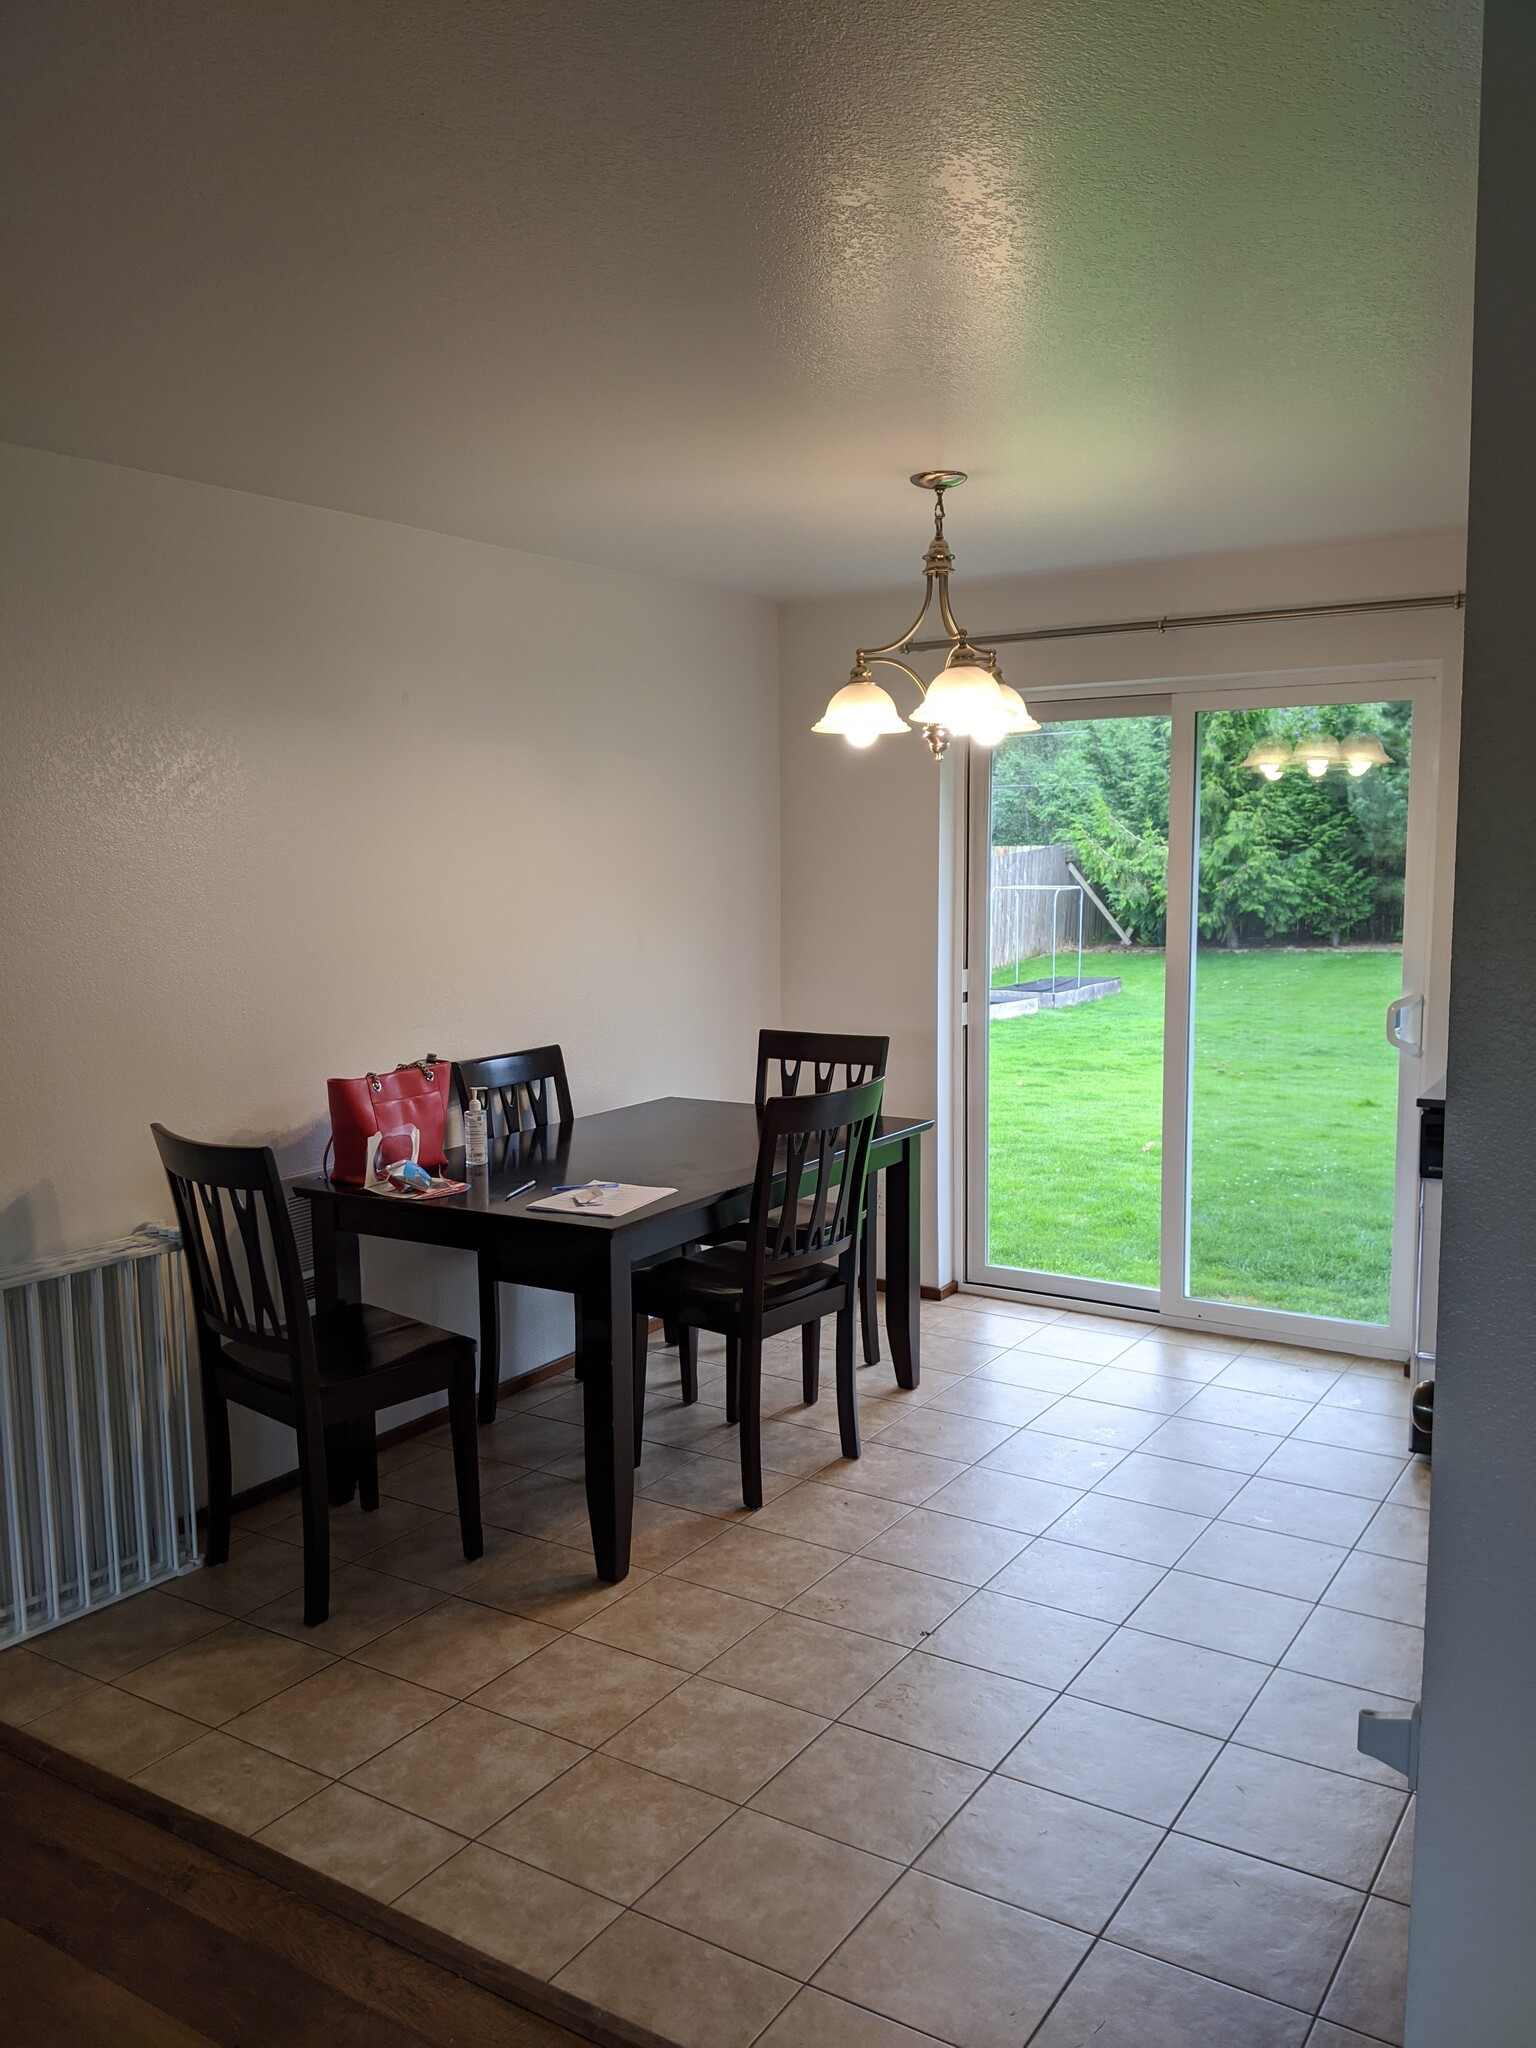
[884,1133,921,1389]
[310,1200,363,1505]
[577,1242,635,1582]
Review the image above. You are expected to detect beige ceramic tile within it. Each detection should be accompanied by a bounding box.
[756,1987,942,2047]
[351,1598,557,1695]
[1177,1745,1404,1889]
[858,1506,1028,1586]
[807,1440,967,1506]
[624,1498,722,1571]
[640,1808,899,1979]
[1220,1477,1376,1547]
[845,1650,1052,1769]
[923,1589,1112,1690]
[245,1566,447,1657]
[474,1634,683,1745]
[468,1534,655,1630]
[1321,1897,1409,2044]
[1069,1628,1270,1738]
[133,1729,328,1833]
[480,1468,594,1544]
[1235,1669,1418,1787]
[750,1483,912,1551]
[920,1773,1161,1932]
[1281,1608,1423,1698]
[257,1781,463,1902]
[1001,1694,1220,1827]
[346,1701,584,1835]
[224,1659,452,1775]
[1320,1551,1427,1628]
[397,1841,620,1979]
[666,1525,844,1605]
[874,1406,1017,1462]
[575,1575,774,1671]
[117,1620,332,1725]
[1108,1833,1362,2010]
[0,1646,99,1725]
[22,1589,225,1680]
[266,1494,446,1563]
[485,1752,731,1903]
[751,1721,983,1862]
[788,1556,969,1646]
[26,1684,202,1775]
[164,1532,309,1616]
[603,1676,825,1802]
[922,1466,1082,1535]
[553,1911,796,2048]
[1175,1521,1347,1601]
[637,1447,800,1518]
[987,1538,1165,1624]
[814,1869,1090,2048]
[703,1611,904,1718]
[1128,1571,1312,1663]
[1029,1941,1310,2047]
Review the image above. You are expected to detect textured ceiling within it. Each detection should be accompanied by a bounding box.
[0,1,1479,596]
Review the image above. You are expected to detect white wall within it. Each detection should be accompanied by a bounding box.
[779,528,1465,1290]
[0,443,780,1486]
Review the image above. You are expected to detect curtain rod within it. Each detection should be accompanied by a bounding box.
[909,589,1465,653]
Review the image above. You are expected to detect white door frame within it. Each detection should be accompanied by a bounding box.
[964,659,1444,1360]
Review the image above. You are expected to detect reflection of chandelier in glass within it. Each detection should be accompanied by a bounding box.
[1242,731,1392,781]
[813,472,1039,760]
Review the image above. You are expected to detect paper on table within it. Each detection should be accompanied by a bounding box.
[525,1184,676,1218]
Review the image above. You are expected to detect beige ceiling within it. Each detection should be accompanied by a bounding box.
[0,1,1479,596]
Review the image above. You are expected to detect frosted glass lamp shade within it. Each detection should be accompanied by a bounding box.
[813,675,908,744]
[1342,733,1392,776]
[908,661,1009,738]
[1298,735,1343,777]
[1241,737,1292,780]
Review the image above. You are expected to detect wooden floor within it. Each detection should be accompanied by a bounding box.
[0,1735,593,2048]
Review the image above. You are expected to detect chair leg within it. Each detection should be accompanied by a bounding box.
[738,1332,764,1511]
[860,1196,881,1367]
[351,1416,379,1511]
[677,1325,699,1404]
[201,1382,232,1566]
[724,1337,740,1425]
[663,1315,679,1349]
[633,1311,651,1467]
[801,1319,821,1405]
[476,1253,501,1424]
[447,1357,484,1560]
[573,1297,585,1382]
[296,1423,332,1627]
[835,1301,861,1461]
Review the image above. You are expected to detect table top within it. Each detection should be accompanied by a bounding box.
[291,1094,931,1238]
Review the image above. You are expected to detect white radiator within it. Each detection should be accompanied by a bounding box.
[0,1227,199,1647]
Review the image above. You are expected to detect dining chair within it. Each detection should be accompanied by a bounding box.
[153,1124,482,1627]
[633,1077,885,1509]
[454,1047,574,1422]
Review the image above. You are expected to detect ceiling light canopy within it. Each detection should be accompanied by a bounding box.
[813,473,1038,760]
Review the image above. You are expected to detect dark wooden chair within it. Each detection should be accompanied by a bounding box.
[633,1077,885,1509]
[453,1047,574,1422]
[153,1124,482,1626]
[669,1029,889,1408]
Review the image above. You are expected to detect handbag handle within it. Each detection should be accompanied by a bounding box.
[365,1055,441,1093]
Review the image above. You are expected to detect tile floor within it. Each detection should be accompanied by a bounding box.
[0,1296,1425,2048]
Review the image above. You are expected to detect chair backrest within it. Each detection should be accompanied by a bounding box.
[151,1124,313,1395]
[746,1078,885,1291]
[454,1046,574,1140]
[754,1030,889,1114]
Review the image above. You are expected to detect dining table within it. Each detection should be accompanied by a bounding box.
[291,1094,933,1581]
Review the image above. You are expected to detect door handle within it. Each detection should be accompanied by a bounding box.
[1386,993,1425,1057]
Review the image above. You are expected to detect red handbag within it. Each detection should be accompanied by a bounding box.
[326,1057,453,1183]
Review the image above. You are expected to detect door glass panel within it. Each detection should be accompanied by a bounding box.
[1188,703,1413,1323]
[986,714,1171,1287]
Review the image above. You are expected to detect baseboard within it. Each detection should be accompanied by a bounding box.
[0,1719,670,2048]
[874,1278,957,1302]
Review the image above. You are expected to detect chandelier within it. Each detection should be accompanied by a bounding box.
[812,471,1039,759]
[1241,732,1393,781]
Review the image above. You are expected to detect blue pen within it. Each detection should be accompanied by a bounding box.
[552,1181,620,1193]
[501,1179,537,1201]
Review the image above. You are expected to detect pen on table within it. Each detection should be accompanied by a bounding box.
[502,1179,537,1200]
[552,1181,620,1192]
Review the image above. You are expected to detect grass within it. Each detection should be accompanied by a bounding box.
[986,947,1404,1323]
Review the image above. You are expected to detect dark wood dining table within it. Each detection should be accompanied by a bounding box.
[291,1095,933,1581]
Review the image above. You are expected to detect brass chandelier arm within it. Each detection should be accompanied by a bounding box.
[857,574,938,662]
[863,655,928,700]
[935,572,965,645]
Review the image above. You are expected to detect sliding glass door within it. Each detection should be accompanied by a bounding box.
[967,675,1437,1354]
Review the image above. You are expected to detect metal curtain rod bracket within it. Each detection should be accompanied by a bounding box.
[910,589,1465,654]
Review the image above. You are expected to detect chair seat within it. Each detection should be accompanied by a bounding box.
[636,1243,840,1326]
[223,1302,465,1391]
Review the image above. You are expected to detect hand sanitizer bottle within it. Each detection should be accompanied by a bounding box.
[464,1087,489,1169]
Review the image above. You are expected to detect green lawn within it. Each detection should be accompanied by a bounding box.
[986,947,1403,1323]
